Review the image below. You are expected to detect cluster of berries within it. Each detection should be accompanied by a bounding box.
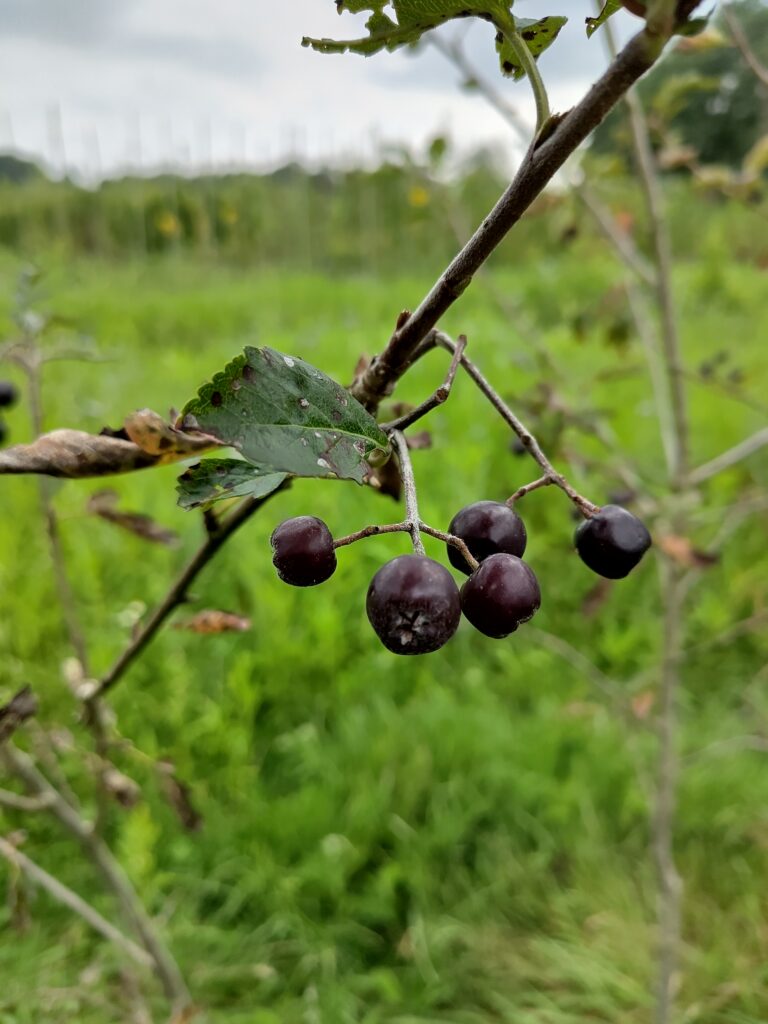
[270,500,651,656]
[0,381,17,444]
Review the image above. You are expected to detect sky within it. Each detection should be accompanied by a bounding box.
[0,0,640,180]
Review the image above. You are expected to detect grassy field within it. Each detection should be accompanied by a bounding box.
[0,229,767,1023]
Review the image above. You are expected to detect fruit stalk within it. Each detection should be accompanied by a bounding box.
[390,429,426,556]
[433,332,599,518]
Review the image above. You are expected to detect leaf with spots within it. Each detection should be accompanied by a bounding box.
[585,0,625,38]
[176,459,287,510]
[303,3,568,79]
[496,17,567,79]
[180,347,391,485]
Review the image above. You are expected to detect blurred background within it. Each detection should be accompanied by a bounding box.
[1,1,768,1022]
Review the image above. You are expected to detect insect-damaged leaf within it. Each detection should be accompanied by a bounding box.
[303,2,567,81]
[585,0,624,38]
[496,17,567,79]
[180,347,391,485]
[177,459,287,510]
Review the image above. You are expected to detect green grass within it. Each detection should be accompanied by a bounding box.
[0,238,767,1023]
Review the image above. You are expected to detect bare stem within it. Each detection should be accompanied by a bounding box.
[506,475,554,505]
[0,742,191,1011]
[0,836,154,970]
[93,484,286,699]
[391,430,425,555]
[382,335,466,432]
[602,17,689,483]
[434,332,600,518]
[333,520,479,571]
[688,426,768,486]
[653,560,686,1024]
[333,522,410,547]
[21,351,113,830]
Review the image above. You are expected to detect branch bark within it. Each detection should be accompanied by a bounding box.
[350,25,672,411]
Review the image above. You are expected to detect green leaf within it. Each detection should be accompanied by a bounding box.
[496,17,567,79]
[181,347,391,485]
[177,459,287,510]
[303,3,567,79]
[585,0,624,38]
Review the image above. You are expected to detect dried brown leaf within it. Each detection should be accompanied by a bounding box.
[88,490,179,547]
[0,431,158,478]
[581,578,614,618]
[0,687,38,743]
[173,609,251,634]
[102,768,141,809]
[658,534,719,569]
[125,409,222,462]
[158,764,203,832]
[631,690,656,720]
[0,410,223,479]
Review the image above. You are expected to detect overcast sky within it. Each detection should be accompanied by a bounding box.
[0,0,640,180]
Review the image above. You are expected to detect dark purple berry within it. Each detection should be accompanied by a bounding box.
[270,515,336,587]
[447,500,527,575]
[366,554,461,655]
[0,381,17,409]
[574,504,651,579]
[460,553,541,639]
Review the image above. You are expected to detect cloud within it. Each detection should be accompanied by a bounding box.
[0,0,640,177]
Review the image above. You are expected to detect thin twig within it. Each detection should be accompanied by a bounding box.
[683,734,768,766]
[723,2,768,89]
[688,426,768,486]
[0,788,54,812]
[0,742,191,1010]
[333,522,410,548]
[653,559,686,1024]
[602,21,689,483]
[434,331,600,517]
[391,430,425,556]
[92,484,287,699]
[21,346,113,830]
[381,334,466,432]
[0,836,154,970]
[506,475,554,505]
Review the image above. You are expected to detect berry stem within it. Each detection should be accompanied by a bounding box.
[390,429,426,556]
[506,474,555,505]
[333,522,411,548]
[381,334,467,433]
[418,524,480,572]
[334,521,478,571]
[433,331,600,519]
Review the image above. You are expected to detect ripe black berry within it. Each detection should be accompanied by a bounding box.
[366,554,461,655]
[270,515,336,587]
[447,500,527,575]
[574,504,651,579]
[460,553,541,639]
[0,381,17,409]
